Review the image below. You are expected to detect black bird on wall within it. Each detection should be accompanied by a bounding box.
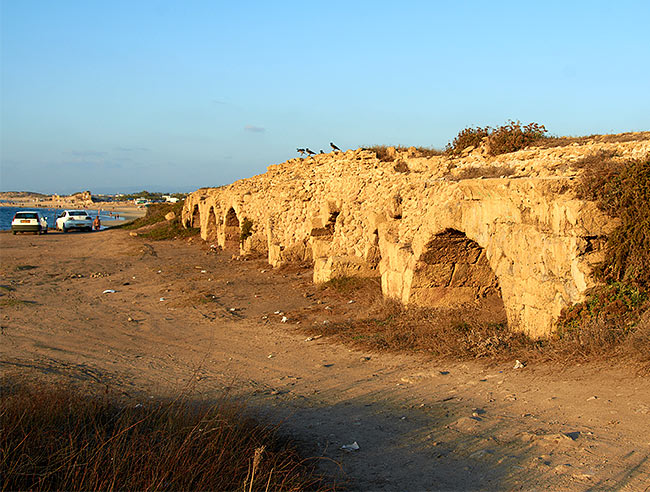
[306,148,316,155]
[330,142,341,151]
[297,148,306,156]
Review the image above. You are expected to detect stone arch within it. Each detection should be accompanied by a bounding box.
[191,204,200,228]
[205,207,218,242]
[223,207,240,251]
[408,228,506,322]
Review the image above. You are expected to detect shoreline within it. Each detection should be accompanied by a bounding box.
[0,200,147,221]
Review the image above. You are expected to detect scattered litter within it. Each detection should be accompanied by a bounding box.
[587,396,598,401]
[400,416,407,420]
[229,308,236,312]
[157,270,162,274]
[274,310,283,315]
[324,306,332,310]
[135,403,143,408]
[127,317,134,322]
[132,276,136,279]
[341,442,360,452]
[348,300,355,304]
[322,320,330,325]
[267,354,274,358]
[194,266,203,269]
[254,294,260,298]
[159,297,165,302]
[360,356,371,361]
[281,316,288,323]
[513,359,526,369]
[305,335,322,342]
[439,371,450,375]
[261,315,268,319]
[102,289,116,294]
[260,269,266,273]
[200,270,207,273]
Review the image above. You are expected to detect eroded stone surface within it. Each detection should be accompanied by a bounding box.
[183,134,650,337]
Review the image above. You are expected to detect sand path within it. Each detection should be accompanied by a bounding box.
[1,229,648,491]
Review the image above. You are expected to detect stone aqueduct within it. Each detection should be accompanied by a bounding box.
[183,137,649,337]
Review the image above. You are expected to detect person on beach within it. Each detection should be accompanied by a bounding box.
[93,215,101,231]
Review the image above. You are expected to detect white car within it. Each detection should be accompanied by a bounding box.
[56,210,94,232]
[11,211,48,234]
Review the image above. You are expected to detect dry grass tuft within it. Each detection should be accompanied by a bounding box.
[310,276,650,371]
[366,145,443,162]
[0,381,329,491]
[450,165,516,180]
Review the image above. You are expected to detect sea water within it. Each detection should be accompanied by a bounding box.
[0,206,123,231]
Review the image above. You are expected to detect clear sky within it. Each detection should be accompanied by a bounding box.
[1,0,649,194]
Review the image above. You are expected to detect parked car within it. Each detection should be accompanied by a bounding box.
[11,211,48,234]
[55,210,94,232]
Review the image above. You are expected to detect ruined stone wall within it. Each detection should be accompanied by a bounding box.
[183,135,650,337]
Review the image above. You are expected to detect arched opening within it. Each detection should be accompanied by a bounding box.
[191,205,200,228]
[409,229,506,323]
[206,207,217,242]
[224,208,240,251]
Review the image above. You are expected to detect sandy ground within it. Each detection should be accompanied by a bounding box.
[1,229,649,491]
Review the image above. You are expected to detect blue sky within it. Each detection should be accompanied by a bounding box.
[1,0,649,194]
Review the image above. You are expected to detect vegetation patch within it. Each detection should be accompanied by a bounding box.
[446,121,548,156]
[1,380,329,491]
[366,145,443,162]
[553,153,650,365]
[307,274,650,370]
[118,201,200,241]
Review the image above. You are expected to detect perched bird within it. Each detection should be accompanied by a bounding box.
[330,142,341,151]
[319,150,324,154]
[296,148,306,156]
[306,148,316,155]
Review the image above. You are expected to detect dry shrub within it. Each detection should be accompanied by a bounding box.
[445,126,490,156]
[1,381,328,491]
[393,160,410,173]
[577,154,650,285]
[553,153,650,370]
[485,121,547,155]
[446,121,548,156]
